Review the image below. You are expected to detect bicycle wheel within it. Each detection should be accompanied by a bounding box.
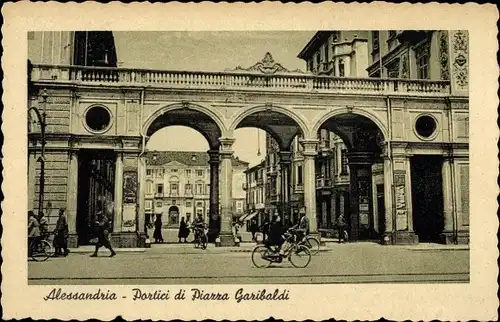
[289,245,311,268]
[304,236,320,255]
[201,235,208,250]
[31,240,51,262]
[251,246,272,268]
[342,230,349,242]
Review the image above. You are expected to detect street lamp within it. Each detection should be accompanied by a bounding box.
[28,88,48,216]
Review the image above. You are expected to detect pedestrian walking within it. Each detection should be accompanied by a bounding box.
[260,216,270,241]
[53,207,70,257]
[337,214,348,243]
[249,218,258,241]
[178,217,189,243]
[90,211,116,257]
[153,213,164,243]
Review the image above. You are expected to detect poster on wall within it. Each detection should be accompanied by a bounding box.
[123,170,138,204]
[394,170,408,230]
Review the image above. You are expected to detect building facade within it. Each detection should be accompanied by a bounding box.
[27,30,468,247]
[144,151,248,228]
[243,160,267,227]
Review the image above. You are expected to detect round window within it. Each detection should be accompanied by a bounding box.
[415,115,437,138]
[85,106,111,132]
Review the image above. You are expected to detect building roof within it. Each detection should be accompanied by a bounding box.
[244,159,266,173]
[297,31,335,60]
[145,151,249,167]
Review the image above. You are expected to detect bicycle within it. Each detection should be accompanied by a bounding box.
[251,229,311,268]
[28,235,54,262]
[299,234,320,255]
[193,227,208,250]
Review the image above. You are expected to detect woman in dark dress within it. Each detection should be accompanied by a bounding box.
[153,213,164,243]
[178,217,188,243]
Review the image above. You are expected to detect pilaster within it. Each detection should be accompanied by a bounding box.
[299,139,318,233]
[113,153,124,233]
[218,137,237,246]
[207,149,220,241]
[66,150,78,247]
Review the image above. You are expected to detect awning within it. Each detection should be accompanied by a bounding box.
[240,211,258,222]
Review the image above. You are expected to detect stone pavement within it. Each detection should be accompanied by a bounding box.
[31,242,469,285]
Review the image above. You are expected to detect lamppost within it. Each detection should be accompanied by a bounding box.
[28,88,48,216]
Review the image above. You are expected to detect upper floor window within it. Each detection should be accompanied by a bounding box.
[324,44,329,63]
[196,169,204,177]
[171,168,178,173]
[339,59,345,77]
[341,149,349,174]
[415,43,430,79]
[185,183,192,192]
[170,183,178,195]
[146,169,152,176]
[186,169,191,176]
[372,31,380,51]
[297,165,303,186]
[156,184,164,194]
[195,183,204,195]
[186,201,192,208]
[387,59,400,78]
[146,181,153,194]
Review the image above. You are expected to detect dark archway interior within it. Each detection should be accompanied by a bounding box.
[319,114,384,154]
[146,109,222,150]
[235,111,302,151]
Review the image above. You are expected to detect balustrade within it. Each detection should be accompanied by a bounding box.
[31,64,452,96]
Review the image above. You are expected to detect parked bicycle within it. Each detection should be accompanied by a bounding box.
[251,228,311,268]
[28,235,54,262]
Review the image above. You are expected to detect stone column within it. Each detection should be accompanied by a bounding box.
[113,153,123,233]
[279,151,292,225]
[66,151,79,247]
[218,137,236,246]
[441,156,455,243]
[347,152,374,241]
[207,149,220,241]
[300,139,319,234]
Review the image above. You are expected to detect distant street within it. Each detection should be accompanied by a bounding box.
[29,243,469,285]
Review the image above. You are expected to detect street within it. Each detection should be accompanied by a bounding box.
[28,242,469,285]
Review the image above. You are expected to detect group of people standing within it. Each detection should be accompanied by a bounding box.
[27,208,70,257]
[150,213,206,244]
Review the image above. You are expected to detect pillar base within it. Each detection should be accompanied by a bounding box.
[67,233,78,248]
[216,233,239,247]
[109,232,147,248]
[385,231,419,245]
[441,231,470,245]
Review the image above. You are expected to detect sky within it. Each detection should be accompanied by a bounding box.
[113,31,315,166]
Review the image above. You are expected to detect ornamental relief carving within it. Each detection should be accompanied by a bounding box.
[401,51,409,79]
[439,31,450,80]
[452,30,469,89]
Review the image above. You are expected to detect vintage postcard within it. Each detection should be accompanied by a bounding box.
[1,2,498,321]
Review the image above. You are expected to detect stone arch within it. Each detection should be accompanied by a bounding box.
[142,102,228,138]
[228,104,310,138]
[312,107,388,141]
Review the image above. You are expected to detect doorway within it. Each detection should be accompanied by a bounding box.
[410,155,444,242]
[168,206,179,226]
[76,150,116,245]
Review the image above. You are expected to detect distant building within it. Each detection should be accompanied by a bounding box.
[242,160,267,227]
[144,151,249,228]
[297,30,369,77]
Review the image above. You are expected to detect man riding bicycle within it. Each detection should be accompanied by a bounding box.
[264,212,285,255]
[192,214,206,242]
[291,207,310,243]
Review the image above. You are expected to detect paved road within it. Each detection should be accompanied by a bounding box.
[28,243,469,285]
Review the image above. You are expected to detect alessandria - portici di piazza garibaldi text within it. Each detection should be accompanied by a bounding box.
[43,287,291,303]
